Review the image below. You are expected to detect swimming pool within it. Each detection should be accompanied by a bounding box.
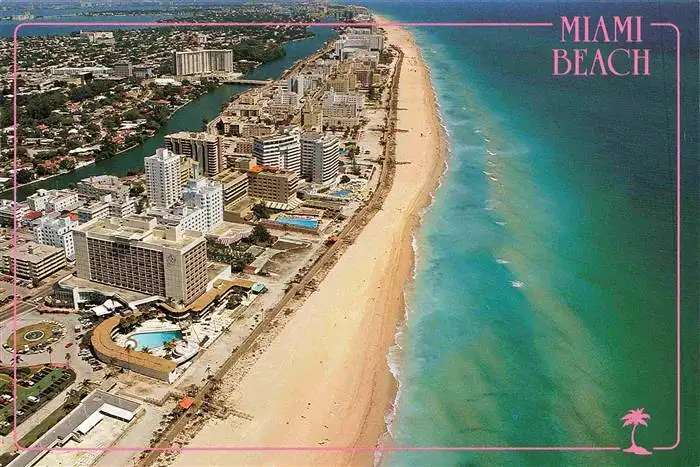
[276,217,319,229]
[332,189,352,196]
[130,330,183,351]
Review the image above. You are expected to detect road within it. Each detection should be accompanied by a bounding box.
[0,302,35,323]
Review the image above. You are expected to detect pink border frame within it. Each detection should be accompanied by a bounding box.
[8,19,682,456]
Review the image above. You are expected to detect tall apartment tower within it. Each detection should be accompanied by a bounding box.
[252,126,302,175]
[173,49,234,76]
[300,133,340,185]
[182,179,224,233]
[145,148,182,208]
[164,132,223,177]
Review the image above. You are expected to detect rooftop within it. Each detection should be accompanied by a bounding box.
[0,239,63,263]
[79,175,125,190]
[248,165,299,179]
[145,148,180,163]
[188,278,255,315]
[58,274,152,305]
[166,131,218,142]
[211,168,248,184]
[74,215,205,250]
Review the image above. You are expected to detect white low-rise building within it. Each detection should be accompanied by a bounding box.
[47,191,80,213]
[183,178,223,233]
[33,215,76,260]
[27,189,80,213]
[0,200,28,226]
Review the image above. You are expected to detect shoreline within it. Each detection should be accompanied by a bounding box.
[383,40,454,450]
[170,19,447,467]
[374,19,450,462]
[0,159,96,195]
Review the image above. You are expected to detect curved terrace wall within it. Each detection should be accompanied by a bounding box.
[91,316,176,383]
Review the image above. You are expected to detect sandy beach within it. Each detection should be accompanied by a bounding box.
[171,20,446,467]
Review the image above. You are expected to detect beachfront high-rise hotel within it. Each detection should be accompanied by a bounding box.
[73,215,208,305]
[300,132,340,185]
[145,148,181,208]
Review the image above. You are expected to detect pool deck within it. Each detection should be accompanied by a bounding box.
[91,316,177,382]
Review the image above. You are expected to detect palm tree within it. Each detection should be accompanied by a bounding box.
[79,379,92,392]
[47,346,53,365]
[621,408,651,455]
[64,388,81,410]
[65,352,71,367]
[163,339,177,353]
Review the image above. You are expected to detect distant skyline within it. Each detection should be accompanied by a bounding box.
[0,0,682,6]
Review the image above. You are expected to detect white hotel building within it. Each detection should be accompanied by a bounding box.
[322,91,366,128]
[182,179,223,233]
[148,179,223,235]
[33,215,76,260]
[300,133,340,185]
[252,126,302,175]
[145,149,182,209]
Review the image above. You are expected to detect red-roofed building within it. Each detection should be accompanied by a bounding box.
[179,397,194,409]
[40,160,59,169]
[24,211,42,221]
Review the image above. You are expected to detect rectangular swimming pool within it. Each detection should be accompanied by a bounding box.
[275,217,319,229]
[130,330,183,351]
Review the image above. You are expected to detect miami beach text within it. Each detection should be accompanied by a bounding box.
[554,16,650,76]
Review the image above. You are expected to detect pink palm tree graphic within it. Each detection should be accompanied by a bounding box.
[621,408,652,455]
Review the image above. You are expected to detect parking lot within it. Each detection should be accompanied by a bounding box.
[0,312,105,391]
[0,365,75,435]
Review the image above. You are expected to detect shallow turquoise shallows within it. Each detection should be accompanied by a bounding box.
[370,1,698,466]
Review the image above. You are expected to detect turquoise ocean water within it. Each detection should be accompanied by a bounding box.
[368,2,698,466]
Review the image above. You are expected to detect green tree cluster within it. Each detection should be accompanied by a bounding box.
[250,224,272,246]
[252,202,270,219]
